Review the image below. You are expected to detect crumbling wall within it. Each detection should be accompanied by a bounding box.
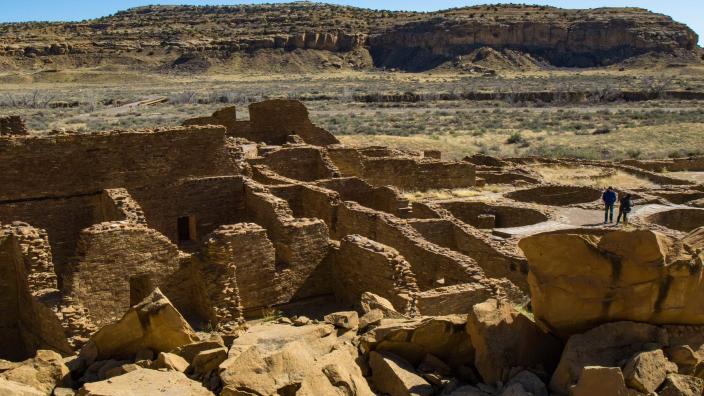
[335,202,492,292]
[361,157,476,190]
[316,177,411,217]
[183,106,239,132]
[0,115,28,135]
[416,283,495,316]
[198,223,280,323]
[505,185,601,206]
[333,235,418,313]
[268,183,340,228]
[409,218,529,292]
[326,145,366,176]
[0,193,103,276]
[246,99,339,146]
[96,188,147,224]
[63,221,181,327]
[243,180,332,301]
[249,145,340,182]
[0,225,71,360]
[622,156,704,172]
[438,201,549,228]
[0,126,234,201]
[132,176,246,245]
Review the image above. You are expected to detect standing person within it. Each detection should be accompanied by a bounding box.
[602,186,617,224]
[616,193,633,226]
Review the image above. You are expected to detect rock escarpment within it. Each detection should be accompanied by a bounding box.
[0,4,699,72]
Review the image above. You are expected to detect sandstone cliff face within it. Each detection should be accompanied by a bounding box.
[0,4,698,72]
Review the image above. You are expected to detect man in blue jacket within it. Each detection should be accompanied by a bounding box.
[602,186,617,224]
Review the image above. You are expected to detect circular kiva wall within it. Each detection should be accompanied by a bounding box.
[439,201,549,228]
[505,185,602,206]
[645,208,704,233]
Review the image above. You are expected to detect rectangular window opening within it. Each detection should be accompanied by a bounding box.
[177,215,196,243]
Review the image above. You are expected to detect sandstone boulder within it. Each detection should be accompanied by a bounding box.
[466,299,562,384]
[359,309,385,330]
[153,352,189,372]
[0,378,43,396]
[77,368,213,395]
[622,349,677,392]
[360,316,473,369]
[369,351,433,396]
[549,321,667,394]
[219,323,372,396]
[503,371,548,396]
[361,292,407,319]
[569,366,639,396]
[324,311,359,330]
[519,229,704,337]
[659,373,704,396]
[80,288,198,362]
[191,347,227,377]
[0,350,70,395]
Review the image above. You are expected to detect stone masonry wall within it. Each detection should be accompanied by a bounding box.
[250,145,340,182]
[0,228,72,360]
[199,223,280,323]
[333,235,419,313]
[361,157,476,190]
[63,221,181,328]
[0,125,234,201]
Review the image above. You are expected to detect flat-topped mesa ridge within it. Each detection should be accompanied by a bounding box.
[0,4,699,72]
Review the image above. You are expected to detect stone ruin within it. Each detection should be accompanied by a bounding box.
[0,99,703,395]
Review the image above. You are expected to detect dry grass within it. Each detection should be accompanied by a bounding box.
[402,186,513,202]
[531,165,658,189]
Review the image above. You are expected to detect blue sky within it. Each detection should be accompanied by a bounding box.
[0,1,701,45]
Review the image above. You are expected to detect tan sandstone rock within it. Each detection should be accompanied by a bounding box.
[361,292,408,319]
[360,316,473,369]
[369,351,433,396]
[191,347,227,377]
[550,321,668,394]
[80,288,198,362]
[0,350,70,395]
[0,378,43,396]
[569,366,639,396]
[466,299,562,384]
[622,349,677,392]
[324,311,359,330]
[659,373,704,396]
[153,352,189,372]
[77,368,213,395]
[519,229,704,337]
[219,322,373,396]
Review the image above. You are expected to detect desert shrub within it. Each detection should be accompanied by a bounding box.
[506,132,525,144]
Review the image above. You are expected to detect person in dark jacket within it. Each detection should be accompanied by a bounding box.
[602,186,617,223]
[616,193,633,226]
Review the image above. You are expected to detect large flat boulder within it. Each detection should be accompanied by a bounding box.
[77,368,213,395]
[519,229,704,336]
[219,322,372,396]
[466,299,562,384]
[360,316,473,369]
[549,321,667,394]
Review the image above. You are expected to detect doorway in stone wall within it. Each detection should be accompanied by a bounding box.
[177,215,197,244]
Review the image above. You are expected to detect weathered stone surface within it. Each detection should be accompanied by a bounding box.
[466,299,562,384]
[369,351,433,396]
[361,316,473,370]
[81,288,198,362]
[569,366,638,396]
[360,309,385,330]
[622,349,677,392]
[77,368,213,395]
[520,229,704,337]
[154,352,189,372]
[361,291,409,320]
[220,323,373,396]
[324,311,359,330]
[171,336,225,365]
[0,350,70,395]
[191,347,227,376]
[659,373,704,396]
[0,378,43,396]
[550,321,667,394]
